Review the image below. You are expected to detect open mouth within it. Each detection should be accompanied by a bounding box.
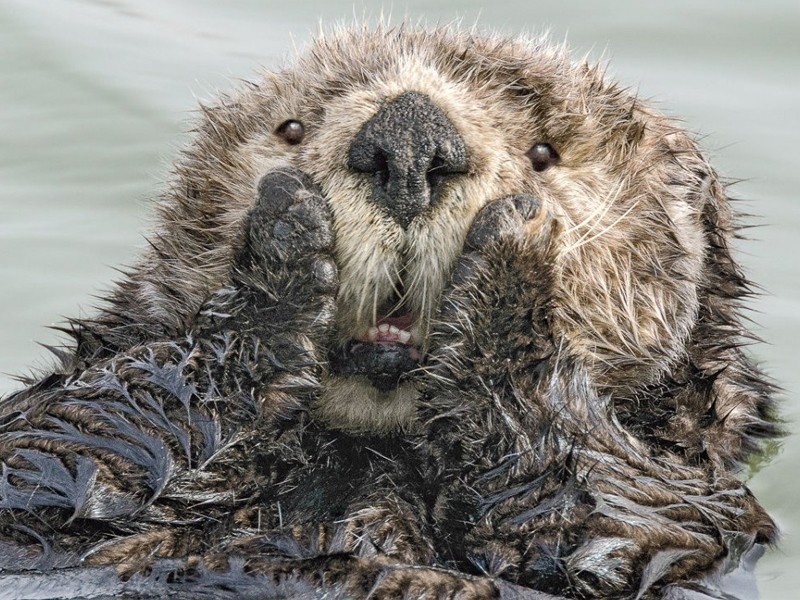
[328,288,423,392]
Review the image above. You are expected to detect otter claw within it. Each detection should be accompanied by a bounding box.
[465,194,540,251]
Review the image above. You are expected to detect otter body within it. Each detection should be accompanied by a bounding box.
[0,26,776,600]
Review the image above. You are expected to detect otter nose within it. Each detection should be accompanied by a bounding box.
[348,91,468,228]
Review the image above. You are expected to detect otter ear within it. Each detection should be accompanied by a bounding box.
[676,163,778,470]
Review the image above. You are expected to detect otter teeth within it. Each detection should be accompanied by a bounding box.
[360,326,413,345]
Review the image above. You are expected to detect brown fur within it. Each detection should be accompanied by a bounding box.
[0,24,777,600]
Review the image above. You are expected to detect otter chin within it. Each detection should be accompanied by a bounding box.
[321,309,424,433]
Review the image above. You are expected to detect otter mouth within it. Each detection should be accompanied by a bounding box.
[329,290,423,393]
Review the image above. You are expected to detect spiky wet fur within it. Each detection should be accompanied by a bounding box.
[0,24,778,600]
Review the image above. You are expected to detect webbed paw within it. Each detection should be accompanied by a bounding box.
[433,193,550,335]
[241,169,336,294]
[464,194,541,252]
[198,168,339,383]
[440,194,544,318]
[421,193,555,409]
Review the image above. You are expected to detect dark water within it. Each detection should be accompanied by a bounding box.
[0,1,798,597]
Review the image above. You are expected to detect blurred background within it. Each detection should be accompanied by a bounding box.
[0,1,797,597]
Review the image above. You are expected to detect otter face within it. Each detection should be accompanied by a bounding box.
[298,42,549,430]
[159,27,721,433]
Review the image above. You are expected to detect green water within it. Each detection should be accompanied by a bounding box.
[1,1,798,597]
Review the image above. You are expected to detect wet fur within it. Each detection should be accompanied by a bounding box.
[0,24,777,600]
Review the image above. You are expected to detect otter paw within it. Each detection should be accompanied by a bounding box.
[245,169,334,269]
[424,194,553,383]
[445,194,541,290]
[465,194,540,252]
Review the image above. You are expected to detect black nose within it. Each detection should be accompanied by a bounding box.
[348,92,468,228]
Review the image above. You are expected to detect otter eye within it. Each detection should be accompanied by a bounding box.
[276,120,305,145]
[526,142,560,172]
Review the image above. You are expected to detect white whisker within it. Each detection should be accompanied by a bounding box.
[562,192,641,256]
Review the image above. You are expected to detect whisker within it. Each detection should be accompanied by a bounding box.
[383,262,403,299]
[372,282,379,325]
[563,182,623,243]
[421,276,433,354]
[562,189,641,256]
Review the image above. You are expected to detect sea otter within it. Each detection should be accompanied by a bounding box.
[0,25,777,600]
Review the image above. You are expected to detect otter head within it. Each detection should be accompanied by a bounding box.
[109,26,767,454]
